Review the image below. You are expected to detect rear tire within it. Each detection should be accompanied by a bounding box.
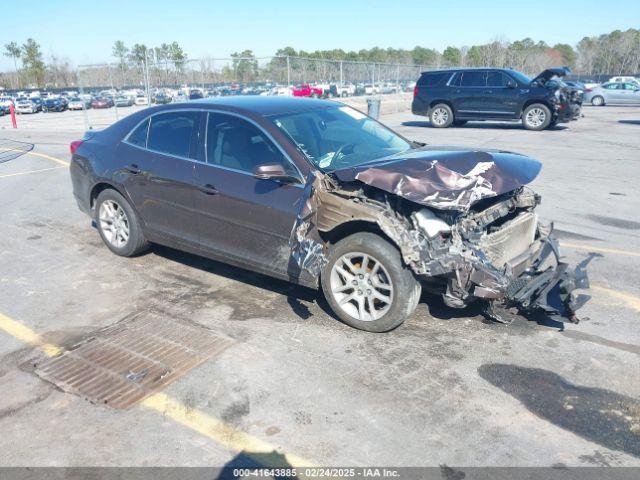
[429,103,454,128]
[591,95,605,106]
[321,232,421,332]
[95,189,149,257]
[522,104,551,130]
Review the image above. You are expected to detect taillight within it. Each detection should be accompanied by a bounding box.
[584,88,592,93]
[413,85,419,98]
[70,140,84,155]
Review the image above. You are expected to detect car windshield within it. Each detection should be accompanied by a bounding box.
[509,70,532,85]
[271,106,411,171]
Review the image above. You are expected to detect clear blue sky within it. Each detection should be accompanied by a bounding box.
[1,0,639,69]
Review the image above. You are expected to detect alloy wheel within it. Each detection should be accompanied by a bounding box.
[329,252,394,321]
[525,107,546,128]
[431,107,449,126]
[99,200,130,248]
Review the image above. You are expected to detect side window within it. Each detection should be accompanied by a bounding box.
[147,111,199,158]
[624,83,637,90]
[604,83,620,90]
[417,72,448,87]
[486,71,508,87]
[460,71,486,87]
[449,72,462,86]
[206,113,296,176]
[127,117,150,147]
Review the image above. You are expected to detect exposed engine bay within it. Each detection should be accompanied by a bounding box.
[289,146,590,324]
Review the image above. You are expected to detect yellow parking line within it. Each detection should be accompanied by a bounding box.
[560,241,640,258]
[0,148,69,167]
[26,150,70,166]
[0,310,314,467]
[142,393,314,466]
[590,284,640,313]
[0,312,63,357]
[0,166,66,178]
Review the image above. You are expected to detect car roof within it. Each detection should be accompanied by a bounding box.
[190,96,338,116]
[420,67,519,74]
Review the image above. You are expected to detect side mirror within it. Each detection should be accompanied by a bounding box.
[253,163,298,183]
[506,80,516,89]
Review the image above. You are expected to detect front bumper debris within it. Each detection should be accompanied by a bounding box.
[498,238,590,322]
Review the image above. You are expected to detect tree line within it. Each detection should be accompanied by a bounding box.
[2,28,639,89]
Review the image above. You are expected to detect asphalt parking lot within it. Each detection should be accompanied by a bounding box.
[0,104,639,468]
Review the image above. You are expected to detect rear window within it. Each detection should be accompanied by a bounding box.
[127,118,150,148]
[417,72,450,87]
[460,71,486,87]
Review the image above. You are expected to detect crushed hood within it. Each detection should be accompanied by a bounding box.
[332,146,542,211]
[531,67,571,84]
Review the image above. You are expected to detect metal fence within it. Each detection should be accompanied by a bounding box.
[70,55,429,129]
[76,55,430,90]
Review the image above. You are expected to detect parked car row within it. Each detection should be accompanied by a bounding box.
[1,80,415,119]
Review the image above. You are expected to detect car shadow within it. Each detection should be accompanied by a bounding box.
[618,120,640,125]
[401,120,568,131]
[150,244,336,321]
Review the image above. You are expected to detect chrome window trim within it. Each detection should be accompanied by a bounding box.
[121,107,305,186]
[444,71,458,87]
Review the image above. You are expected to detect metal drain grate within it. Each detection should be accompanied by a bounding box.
[35,312,234,409]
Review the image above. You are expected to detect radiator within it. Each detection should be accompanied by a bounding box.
[478,212,537,267]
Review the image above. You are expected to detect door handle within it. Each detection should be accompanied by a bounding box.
[198,183,219,195]
[124,164,141,174]
[483,90,492,94]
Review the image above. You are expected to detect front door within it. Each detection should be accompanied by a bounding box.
[620,83,640,104]
[194,112,305,276]
[484,71,520,116]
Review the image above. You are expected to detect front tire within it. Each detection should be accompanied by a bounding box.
[95,189,148,257]
[321,232,421,332]
[429,103,454,128]
[522,103,551,130]
[591,95,605,106]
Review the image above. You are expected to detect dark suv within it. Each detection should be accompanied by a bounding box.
[412,67,579,130]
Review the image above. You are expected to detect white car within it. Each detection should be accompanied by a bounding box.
[267,86,292,96]
[0,96,14,108]
[134,95,149,106]
[15,99,37,114]
[608,76,640,85]
[68,98,86,110]
[336,84,356,97]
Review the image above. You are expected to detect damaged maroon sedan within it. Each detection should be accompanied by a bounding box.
[70,97,589,332]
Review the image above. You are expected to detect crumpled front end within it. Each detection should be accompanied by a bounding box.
[287,147,590,324]
[385,187,590,323]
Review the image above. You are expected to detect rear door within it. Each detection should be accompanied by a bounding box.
[119,110,201,245]
[602,83,623,103]
[451,70,488,116]
[193,112,305,276]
